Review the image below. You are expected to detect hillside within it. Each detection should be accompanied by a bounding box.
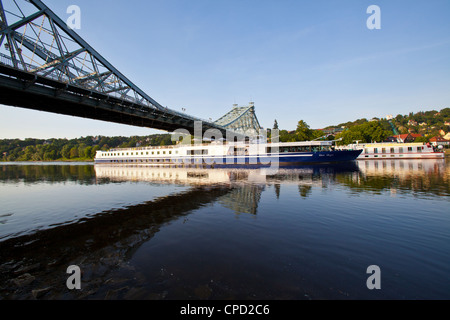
[323,107,450,137]
[2,108,449,162]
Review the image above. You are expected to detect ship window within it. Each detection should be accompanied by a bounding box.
[163,151,166,154]
[408,147,413,152]
[365,148,369,154]
[152,152,154,155]
[146,152,149,155]
[374,148,378,154]
[382,148,386,153]
[399,148,403,153]
[157,151,160,155]
[188,149,208,155]
[390,148,395,153]
[417,147,422,153]
[169,151,172,155]
[267,147,272,154]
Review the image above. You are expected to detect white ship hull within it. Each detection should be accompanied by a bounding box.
[344,143,445,160]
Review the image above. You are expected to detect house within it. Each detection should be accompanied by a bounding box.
[391,133,422,143]
[429,136,450,147]
[410,133,423,140]
[384,136,398,142]
[394,134,416,143]
[408,120,418,126]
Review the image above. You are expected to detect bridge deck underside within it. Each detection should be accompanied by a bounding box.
[0,65,227,136]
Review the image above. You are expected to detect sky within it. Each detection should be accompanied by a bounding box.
[1,0,449,139]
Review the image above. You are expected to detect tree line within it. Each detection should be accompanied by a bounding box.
[274,107,449,145]
[274,119,393,145]
[2,108,448,162]
[1,134,174,162]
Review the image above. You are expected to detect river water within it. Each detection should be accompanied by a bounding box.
[0,159,449,300]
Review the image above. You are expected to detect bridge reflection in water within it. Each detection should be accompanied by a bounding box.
[0,162,359,299]
[1,160,448,300]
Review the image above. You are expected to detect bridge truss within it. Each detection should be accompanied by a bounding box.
[214,102,262,137]
[0,0,259,139]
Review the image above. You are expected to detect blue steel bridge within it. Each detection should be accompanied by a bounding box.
[0,0,262,139]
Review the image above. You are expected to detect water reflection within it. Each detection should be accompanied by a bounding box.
[0,162,360,299]
[351,159,450,198]
[94,162,361,215]
[0,160,448,300]
[1,162,96,185]
[0,185,232,299]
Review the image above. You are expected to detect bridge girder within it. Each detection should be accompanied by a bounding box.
[0,0,248,139]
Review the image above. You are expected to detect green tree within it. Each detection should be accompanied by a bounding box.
[295,120,314,141]
[61,145,72,159]
[273,119,279,130]
[336,121,391,145]
[69,147,79,159]
[84,146,93,159]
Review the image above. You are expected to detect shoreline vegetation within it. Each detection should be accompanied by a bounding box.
[1,108,449,162]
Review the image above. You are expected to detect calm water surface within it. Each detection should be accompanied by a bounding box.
[0,160,449,300]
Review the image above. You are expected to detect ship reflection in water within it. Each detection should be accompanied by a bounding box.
[94,162,360,215]
[0,160,449,300]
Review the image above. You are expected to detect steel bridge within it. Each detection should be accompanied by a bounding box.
[0,0,262,139]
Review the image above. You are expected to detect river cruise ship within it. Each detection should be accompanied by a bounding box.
[349,142,445,160]
[95,141,362,167]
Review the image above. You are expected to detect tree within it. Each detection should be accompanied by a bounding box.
[84,146,93,159]
[295,120,314,141]
[336,121,392,145]
[69,147,79,159]
[273,119,279,130]
[61,145,72,159]
[90,146,100,159]
[414,136,429,143]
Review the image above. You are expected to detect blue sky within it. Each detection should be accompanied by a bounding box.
[1,0,449,139]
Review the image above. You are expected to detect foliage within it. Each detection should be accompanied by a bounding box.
[2,107,448,161]
[273,119,279,130]
[335,121,392,145]
[0,134,175,162]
